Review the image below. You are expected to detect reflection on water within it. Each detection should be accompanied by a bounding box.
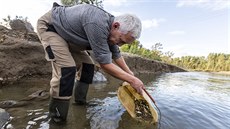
[86,97,124,129]
[151,72,230,129]
[0,72,230,129]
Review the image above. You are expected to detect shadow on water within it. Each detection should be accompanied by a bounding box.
[1,72,230,129]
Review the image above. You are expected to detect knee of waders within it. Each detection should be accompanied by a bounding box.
[59,66,76,97]
[80,63,94,84]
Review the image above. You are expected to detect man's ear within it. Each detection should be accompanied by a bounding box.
[113,22,120,29]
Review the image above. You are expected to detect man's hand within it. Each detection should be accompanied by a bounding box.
[129,77,145,95]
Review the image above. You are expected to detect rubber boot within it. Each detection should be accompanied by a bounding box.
[74,81,89,105]
[49,98,70,124]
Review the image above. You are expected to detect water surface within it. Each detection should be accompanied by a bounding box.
[0,72,230,129]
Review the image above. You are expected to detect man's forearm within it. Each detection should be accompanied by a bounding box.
[100,63,135,83]
[114,56,133,75]
[100,62,144,95]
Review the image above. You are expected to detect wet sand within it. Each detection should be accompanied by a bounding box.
[211,71,230,75]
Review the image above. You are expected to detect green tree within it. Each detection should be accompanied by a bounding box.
[149,43,163,61]
[197,56,207,70]
[225,55,230,71]
[61,0,103,8]
[215,53,225,71]
[162,51,174,64]
[207,53,217,71]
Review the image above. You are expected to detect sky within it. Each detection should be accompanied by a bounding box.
[0,0,229,57]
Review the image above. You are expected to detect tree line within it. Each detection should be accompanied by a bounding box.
[120,41,229,72]
[172,53,230,71]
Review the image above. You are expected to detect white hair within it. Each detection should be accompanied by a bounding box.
[114,14,142,39]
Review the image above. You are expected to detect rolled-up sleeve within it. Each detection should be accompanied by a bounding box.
[84,23,112,64]
[109,44,121,60]
[94,53,112,64]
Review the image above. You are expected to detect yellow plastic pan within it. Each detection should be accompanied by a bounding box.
[117,82,158,123]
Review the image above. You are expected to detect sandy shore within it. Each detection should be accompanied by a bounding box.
[211,71,230,75]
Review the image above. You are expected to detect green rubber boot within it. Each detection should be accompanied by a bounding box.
[74,81,89,105]
[49,98,70,124]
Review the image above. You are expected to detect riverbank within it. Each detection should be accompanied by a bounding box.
[211,71,230,75]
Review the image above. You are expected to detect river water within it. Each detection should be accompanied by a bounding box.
[0,72,230,129]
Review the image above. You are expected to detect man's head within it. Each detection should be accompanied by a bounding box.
[109,14,142,46]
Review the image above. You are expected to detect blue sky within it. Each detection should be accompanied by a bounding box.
[0,0,229,57]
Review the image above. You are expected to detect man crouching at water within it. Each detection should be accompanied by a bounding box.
[37,2,144,124]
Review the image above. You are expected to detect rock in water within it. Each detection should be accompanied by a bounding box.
[93,71,107,82]
[0,100,28,108]
[134,99,153,122]
[0,108,10,128]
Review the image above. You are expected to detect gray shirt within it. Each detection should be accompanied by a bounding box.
[51,4,121,64]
